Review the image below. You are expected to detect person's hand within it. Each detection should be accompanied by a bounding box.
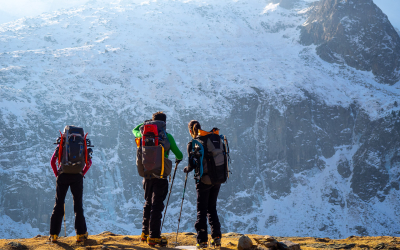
[175,159,182,164]
[183,166,189,173]
[87,148,93,159]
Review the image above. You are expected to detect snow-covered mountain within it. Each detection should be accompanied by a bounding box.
[301,0,400,85]
[0,0,399,239]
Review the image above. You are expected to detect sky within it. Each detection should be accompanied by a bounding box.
[0,0,399,30]
[374,0,400,31]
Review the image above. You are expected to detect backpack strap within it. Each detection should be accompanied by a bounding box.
[160,145,164,178]
[220,134,230,179]
[58,131,63,167]
[84,133,88,166]
[191,139,204,183]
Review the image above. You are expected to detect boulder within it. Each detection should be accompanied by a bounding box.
[238,235,254,250]
[278,240,300,250]
[254,236,278,248]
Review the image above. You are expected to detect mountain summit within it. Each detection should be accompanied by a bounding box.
[300,0,400,85]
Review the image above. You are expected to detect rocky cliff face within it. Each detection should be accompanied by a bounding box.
[395,27,400,36]
[0,0,399,239]
[300,0,400,85]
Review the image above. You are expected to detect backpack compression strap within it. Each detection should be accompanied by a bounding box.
[192,139,204,183]
[160,145,164,178]
[58,131,63,167]
[84,133,88,166]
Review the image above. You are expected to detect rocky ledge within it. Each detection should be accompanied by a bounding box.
[0,232,399,250]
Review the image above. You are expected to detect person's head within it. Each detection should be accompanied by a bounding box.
[188,120,201,138]
[152,111,166,123]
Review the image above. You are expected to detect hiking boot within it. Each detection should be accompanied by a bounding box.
[141,232,149,242]
[76,232,88,243]
[147,236,168,247]
[49,235,58,243]
[210,237,221,247]
[196,242,208,249]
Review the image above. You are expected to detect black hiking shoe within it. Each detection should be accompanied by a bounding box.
[196,242,208,249]
[210,237,221,247]
[148,236,168,247]
[76,232,88,243]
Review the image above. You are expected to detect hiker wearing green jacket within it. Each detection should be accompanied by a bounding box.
[133,111,183,247]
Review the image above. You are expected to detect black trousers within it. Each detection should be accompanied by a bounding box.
[50,173,87,235]
[142,178,168,238]
[195,182,221,243]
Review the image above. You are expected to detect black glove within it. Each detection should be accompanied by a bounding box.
[175,159,182,164]
[87,148,93,159]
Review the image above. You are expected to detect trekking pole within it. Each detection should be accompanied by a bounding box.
[176,172,188,244]
[64,203,66,237]
[161,161,180,232]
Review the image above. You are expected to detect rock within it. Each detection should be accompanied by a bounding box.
[315,237,331,243]
[34,234,42,238]
[184,232,196,235]
[122,236,131,240]
[225,232,244,237]
[7,242,27,249]
[343,244,356,249]
[258,247,275,250]
[278,240,300,250]
[264,235,276,242]
[100,231,115,236]
[307,243,328,248]
[329,243,356,249]
[254,237,278,248]
[238,235,254,250]
[265,241,278,248]
[374,243,387,249]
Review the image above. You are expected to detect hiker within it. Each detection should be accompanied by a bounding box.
[49,125,93,243]
[133,111,183,246]
[184,120,230,249]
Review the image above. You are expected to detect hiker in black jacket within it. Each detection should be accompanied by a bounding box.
[184,120,222,249]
